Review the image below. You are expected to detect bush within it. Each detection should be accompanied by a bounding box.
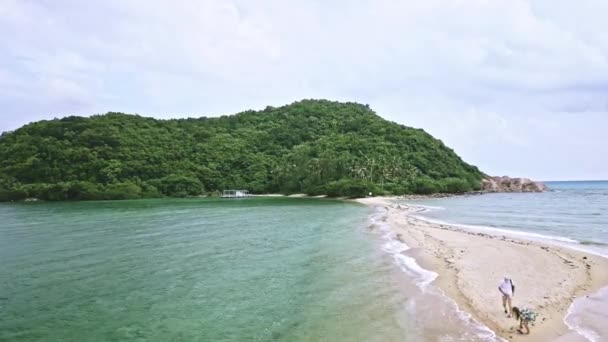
[411,178,442,194]
[41,183,69,201]
[0,186,28,201]
[150,174,204,197]
[325,179,376,198]
[440,178,471,193]
[304,184,327,196]
[26,182,104,201]
[140,182,162,198]
[247,181,266,194]
[66,181,103,200]
[21,183,48,199]
[102,182,142,200]
[467,177,482,191]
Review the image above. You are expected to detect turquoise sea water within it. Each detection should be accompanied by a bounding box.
[0,198,419,341]
[1,197,506,341]
[5,181,603,341]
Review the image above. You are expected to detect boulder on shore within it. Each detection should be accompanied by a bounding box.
[481,176,548,193]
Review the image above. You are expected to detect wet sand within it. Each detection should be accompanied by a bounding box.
[357,197,608,341]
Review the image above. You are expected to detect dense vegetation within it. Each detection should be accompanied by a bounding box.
[0,100,484,201]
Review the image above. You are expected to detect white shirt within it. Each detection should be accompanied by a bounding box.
[499,279,513,296]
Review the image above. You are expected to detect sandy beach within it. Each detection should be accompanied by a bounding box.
[357,196,608,341]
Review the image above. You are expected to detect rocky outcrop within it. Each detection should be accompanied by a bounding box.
[481,176,548,193]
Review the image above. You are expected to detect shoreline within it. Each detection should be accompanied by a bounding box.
[5,190,486,203]
[357,196,608,341]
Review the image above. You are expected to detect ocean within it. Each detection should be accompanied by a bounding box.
[407,181,608,257]
[0,197,414,341]
[1,181,606,341]
[0,196,505,341]
[406,180,608,341]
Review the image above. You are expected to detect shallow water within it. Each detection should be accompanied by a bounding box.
[0,198,418,341]
[369,207,502,342]
[9,190,601,341]
[0,196,511,341]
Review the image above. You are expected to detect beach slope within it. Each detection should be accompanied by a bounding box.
[357,197,608,341]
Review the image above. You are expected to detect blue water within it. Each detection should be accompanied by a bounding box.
[409,181,608,256]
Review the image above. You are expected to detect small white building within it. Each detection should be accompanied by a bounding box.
[222,190,250,198]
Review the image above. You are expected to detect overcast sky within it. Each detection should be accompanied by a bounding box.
[1,0,607,180]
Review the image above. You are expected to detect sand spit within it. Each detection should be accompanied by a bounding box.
[356,197,608,341]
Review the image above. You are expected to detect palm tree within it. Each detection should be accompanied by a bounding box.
[364,155,376,182]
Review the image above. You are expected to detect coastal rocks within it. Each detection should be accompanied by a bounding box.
[481,176,548,193]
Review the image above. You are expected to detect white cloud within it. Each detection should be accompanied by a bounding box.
[0,0,606,179]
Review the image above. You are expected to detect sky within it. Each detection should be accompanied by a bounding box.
[0,0,607,181]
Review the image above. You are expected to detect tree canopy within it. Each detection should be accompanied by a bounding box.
[0,99,484,200]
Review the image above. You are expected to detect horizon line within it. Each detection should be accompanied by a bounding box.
[543,179,607,182]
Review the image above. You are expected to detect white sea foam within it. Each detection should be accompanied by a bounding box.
[428,286,504,342]
[409,211,579,244]
[383,236,501,340]
[564,304,600,342]
[564,286,608,341]
[370,206,503,341]
[371,208,438,288]
[383,238,438,287]
[410,204,446,211]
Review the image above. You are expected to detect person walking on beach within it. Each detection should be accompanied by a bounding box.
[498,277,515,317]
[512,306,537,335]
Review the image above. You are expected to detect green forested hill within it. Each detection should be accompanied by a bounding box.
[0,100,484,200]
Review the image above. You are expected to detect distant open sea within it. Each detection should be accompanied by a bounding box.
[408,181,608,257]
[408,180,608,341]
